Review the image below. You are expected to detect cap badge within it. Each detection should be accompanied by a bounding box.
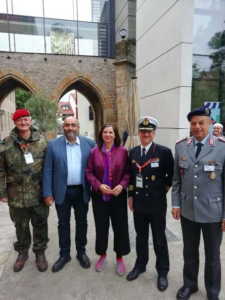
[143,118,149,125]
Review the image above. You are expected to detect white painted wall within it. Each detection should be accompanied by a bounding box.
[0,91,16,140]
[136,0,195,151]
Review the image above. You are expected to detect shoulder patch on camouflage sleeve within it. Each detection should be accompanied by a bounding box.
[176,137,188,144]
[218,137,225,143]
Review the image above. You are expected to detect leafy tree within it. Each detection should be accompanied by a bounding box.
[208,30,225,123]
[25,93,58,138]
[15,89,31,109]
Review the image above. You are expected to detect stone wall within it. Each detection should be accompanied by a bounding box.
[0,52,117,138]
[0,91,16,140]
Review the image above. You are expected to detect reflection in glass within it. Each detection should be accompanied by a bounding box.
[78,22,98,55]
[193,0,225,55]
[44,0,74,20]
[12,0,43,17]
[45,19,77,54]
[8,15,45,53]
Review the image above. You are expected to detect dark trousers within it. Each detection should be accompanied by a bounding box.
[92,191,130,256]
[9,203,49,254]
[181,216,222,298]
[134,211,169,276]
[55,185,88,258]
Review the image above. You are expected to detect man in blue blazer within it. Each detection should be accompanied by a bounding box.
[43,116,95,272]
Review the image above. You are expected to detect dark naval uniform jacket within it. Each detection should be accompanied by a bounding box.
[128,142,174,214]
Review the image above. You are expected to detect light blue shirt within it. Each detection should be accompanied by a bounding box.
[66,136,82,185]
[194,134,209,154]
[173,134,210,209]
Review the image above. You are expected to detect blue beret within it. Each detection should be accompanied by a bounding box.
[187,107,211,121]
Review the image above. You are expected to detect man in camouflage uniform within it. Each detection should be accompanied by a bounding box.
[0,109,49,272]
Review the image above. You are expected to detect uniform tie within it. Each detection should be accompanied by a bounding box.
[195,143,203,158]
[141,147,146,164]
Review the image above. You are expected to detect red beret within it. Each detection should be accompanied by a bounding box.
[12,109,30,120]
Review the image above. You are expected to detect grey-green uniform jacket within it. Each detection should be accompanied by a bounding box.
[172,134,225,223]
[0,126,47,208]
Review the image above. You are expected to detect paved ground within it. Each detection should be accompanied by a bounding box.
[0,193,225,300]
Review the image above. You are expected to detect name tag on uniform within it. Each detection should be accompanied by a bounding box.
[24,152,34,164]
[151,162,159,168]
[204,165,215,172]
[136,175,143,188]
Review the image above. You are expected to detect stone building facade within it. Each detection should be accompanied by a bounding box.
[0,91,16,140]
[0,53,117,139]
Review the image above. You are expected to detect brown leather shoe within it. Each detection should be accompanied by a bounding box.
[35,252,48,272]
[14,252,29,272]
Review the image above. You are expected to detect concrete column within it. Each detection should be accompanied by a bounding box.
[136,0,195,151]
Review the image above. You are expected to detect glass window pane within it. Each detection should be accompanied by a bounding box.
[0,13,9,51]
[192,55,225,110]
[45,19,78,54]
[193,0,225,55]
[78,0,92,21]
[12,0,43,17]
[92,0,109,23]
[8,15,45,53]
[0,0,7,14]
[78,22,98,55]
[44,0,74,20]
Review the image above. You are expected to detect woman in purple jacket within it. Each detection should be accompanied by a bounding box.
[85,124,130,276]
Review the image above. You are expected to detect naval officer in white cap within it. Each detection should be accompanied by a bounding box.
[127,116,174,292]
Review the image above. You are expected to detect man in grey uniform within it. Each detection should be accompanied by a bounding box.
[172,107,225,300]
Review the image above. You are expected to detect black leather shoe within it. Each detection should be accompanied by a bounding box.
[127,268,146,281]
[76,253,90,269]
[52,256,71,273]
[176,286,199,300]
[157,275,168,292]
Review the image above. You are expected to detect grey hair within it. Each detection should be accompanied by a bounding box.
[213,123,223,129]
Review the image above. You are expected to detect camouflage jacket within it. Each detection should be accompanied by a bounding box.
[0,126,48,208]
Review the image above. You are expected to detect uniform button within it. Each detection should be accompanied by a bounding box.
[195,165,198,168]
[146,185,148,188]
[146,194,148,196]
[136,192,138,194]
[194,186,197,189]
[194,197,197,199]
[194,175,197,178]
[218,198,220,200]
[146,177,148,179]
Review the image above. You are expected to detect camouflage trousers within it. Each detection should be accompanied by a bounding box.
[9,203,49,254]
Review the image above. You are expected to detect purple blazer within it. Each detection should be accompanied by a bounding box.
[85,146,130,193]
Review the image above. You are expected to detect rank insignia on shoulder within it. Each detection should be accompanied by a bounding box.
[218,137,225,143]
[209,138,215,146]
[176,137,188,144]
[186,138,193,146]
[132,159,136,163]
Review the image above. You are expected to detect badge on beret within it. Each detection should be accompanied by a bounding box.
[205,108,210,116]
[151,175,156,181]
[210,172,216,180]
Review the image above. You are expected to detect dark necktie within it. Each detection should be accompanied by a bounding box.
[195,143,203,158]
[141,147,146,164]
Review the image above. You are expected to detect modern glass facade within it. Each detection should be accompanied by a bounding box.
[0,0,114,57]
[192,0,225,122]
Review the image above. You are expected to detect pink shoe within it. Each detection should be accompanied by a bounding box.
[95,256,107,272]
[117,259,126,276]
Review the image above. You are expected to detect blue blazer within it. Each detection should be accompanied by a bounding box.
[43,136,95,204]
